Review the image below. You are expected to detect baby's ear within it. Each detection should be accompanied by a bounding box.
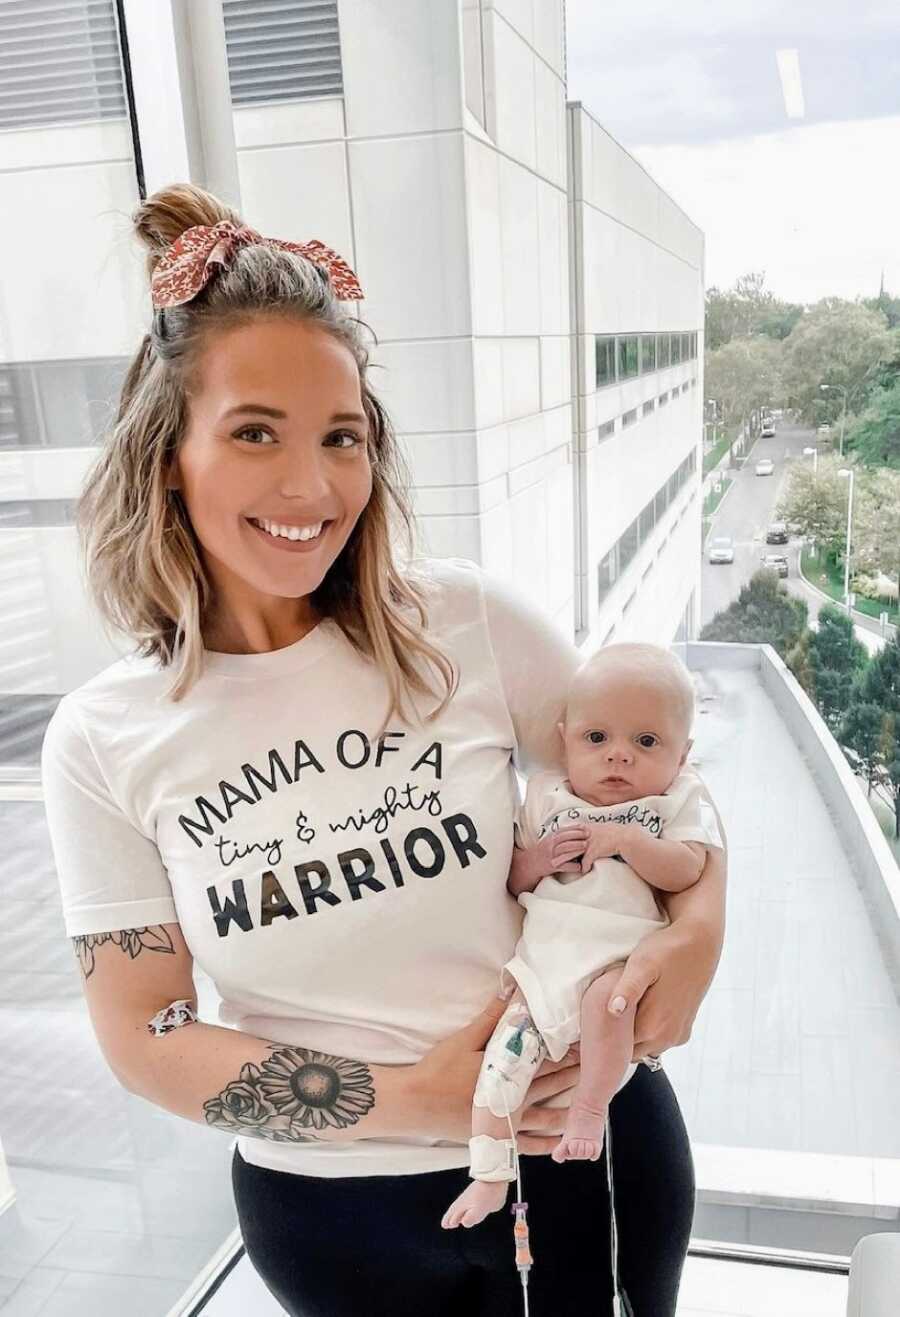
[557,721,566,744]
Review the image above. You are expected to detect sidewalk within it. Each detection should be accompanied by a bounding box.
[795,553,897,650]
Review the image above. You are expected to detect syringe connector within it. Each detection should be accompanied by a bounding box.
[511,1201,533,1271]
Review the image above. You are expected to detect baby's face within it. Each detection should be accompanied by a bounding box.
[559,672,690,807]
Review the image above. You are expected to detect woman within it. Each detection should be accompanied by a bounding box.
[41,182,726,1317]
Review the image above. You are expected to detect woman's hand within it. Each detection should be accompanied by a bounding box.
[409,993,581,1152]
[604,918,720,1061]
[603,824,727,1060]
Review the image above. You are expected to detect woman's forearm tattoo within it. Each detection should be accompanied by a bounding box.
[72,926,175,978]
[203,1046,377,1143]
[71,927,376,1144]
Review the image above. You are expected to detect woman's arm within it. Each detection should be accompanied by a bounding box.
[79,923,417,1145]
[476,565,728,1055]
[606,796,728,1059]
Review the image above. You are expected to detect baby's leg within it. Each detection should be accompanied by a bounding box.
[441,989,546,1230]
[552,966,636,1164]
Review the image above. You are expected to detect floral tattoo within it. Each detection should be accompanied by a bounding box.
[203,1046,377,1143]
[72,926,175,978]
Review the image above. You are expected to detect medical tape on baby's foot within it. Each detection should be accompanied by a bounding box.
[147,999,198,1036]
[469,1135,518,1182]
[473,1003,548,1117]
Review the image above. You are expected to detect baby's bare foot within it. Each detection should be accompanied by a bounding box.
[442,1178,509,1229]
[551,1103,607,1163]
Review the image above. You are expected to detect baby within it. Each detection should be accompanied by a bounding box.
[442,642,723,1230]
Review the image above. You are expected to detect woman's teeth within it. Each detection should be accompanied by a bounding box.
[250,518,324,542]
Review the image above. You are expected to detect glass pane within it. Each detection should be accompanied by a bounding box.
[595,333,616,386]
[0,3,238,1298]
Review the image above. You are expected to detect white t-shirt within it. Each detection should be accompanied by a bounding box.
[40,557,584,1178]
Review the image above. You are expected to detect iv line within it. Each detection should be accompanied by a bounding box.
[496,1079,623,1317]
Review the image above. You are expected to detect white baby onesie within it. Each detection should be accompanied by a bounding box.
[499,767,723,1062]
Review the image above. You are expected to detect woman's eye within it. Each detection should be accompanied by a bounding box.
[234,427,273,445]
[233,429,365,449]
[637,735,658,749]
[328,430,365,450]
[586,731,606,744]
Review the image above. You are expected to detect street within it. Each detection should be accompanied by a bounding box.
[701,422,896,651]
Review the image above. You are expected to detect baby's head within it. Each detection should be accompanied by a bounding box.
[558,643,695,807]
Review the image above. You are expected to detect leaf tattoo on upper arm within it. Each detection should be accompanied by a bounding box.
[71,926,176,979]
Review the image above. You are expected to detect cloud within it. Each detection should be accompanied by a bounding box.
[565,0,900,146]
[633,116,900,302]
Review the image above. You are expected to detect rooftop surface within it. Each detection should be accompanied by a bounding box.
[665,657,900,1164]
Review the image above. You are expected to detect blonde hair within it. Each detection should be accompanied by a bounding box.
[77,182,457,735]
[568,642,695,735]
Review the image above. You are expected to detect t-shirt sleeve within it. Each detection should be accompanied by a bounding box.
[513,774,550,850]
[40,698,179,938]
[664,774,724,850]
[478,566,583,778]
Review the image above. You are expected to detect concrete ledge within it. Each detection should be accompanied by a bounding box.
[695,1143,900,1222]
[675,640,900,997]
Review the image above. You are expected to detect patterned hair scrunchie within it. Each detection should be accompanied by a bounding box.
[149,220,364,310]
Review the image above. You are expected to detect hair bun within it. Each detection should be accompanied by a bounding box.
[132,182,243,282]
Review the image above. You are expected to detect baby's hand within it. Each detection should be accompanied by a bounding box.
[579,822,627,873]
[533,825,590,876]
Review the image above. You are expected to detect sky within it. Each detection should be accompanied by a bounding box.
[564,0,900,305]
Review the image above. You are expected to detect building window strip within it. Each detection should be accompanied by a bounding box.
[597,449,697,605]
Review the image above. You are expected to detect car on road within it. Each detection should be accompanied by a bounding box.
[755,458,775,476]
[761,419,776,436]
[766,521,789,544]
[761,552,789,578]
[817,424,832,437]
[708,535,735,565]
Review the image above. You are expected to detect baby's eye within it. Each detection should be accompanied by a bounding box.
[637,734,659,749]
[586,731,606,744]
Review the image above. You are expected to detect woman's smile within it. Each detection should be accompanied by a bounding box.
[245,516,334,554]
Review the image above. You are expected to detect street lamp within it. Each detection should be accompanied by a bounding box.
[803,445,818,474]
[820,383,848,457]
[838,467,855,615]
[706,398,719,448]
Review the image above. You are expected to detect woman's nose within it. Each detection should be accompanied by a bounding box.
[278,449,331,502]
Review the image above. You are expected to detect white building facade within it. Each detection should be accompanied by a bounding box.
[568,102,704,648]
[0,0,704,708]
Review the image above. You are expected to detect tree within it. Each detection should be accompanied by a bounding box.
[862,287,900,331]
[850,466,900,603]
[704,335,783,458]
[840,701,885,796]
[805,605,868,733]
[780,300,893,426]
[844,376,900,469]
[840,634,900,835]
[786,628,814,696]
[705,272,803,350]
[700,571,808,658]
[778,459,900,601]
[776,454,853,560]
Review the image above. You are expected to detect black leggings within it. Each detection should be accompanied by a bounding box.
[230,1064,694,1317]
